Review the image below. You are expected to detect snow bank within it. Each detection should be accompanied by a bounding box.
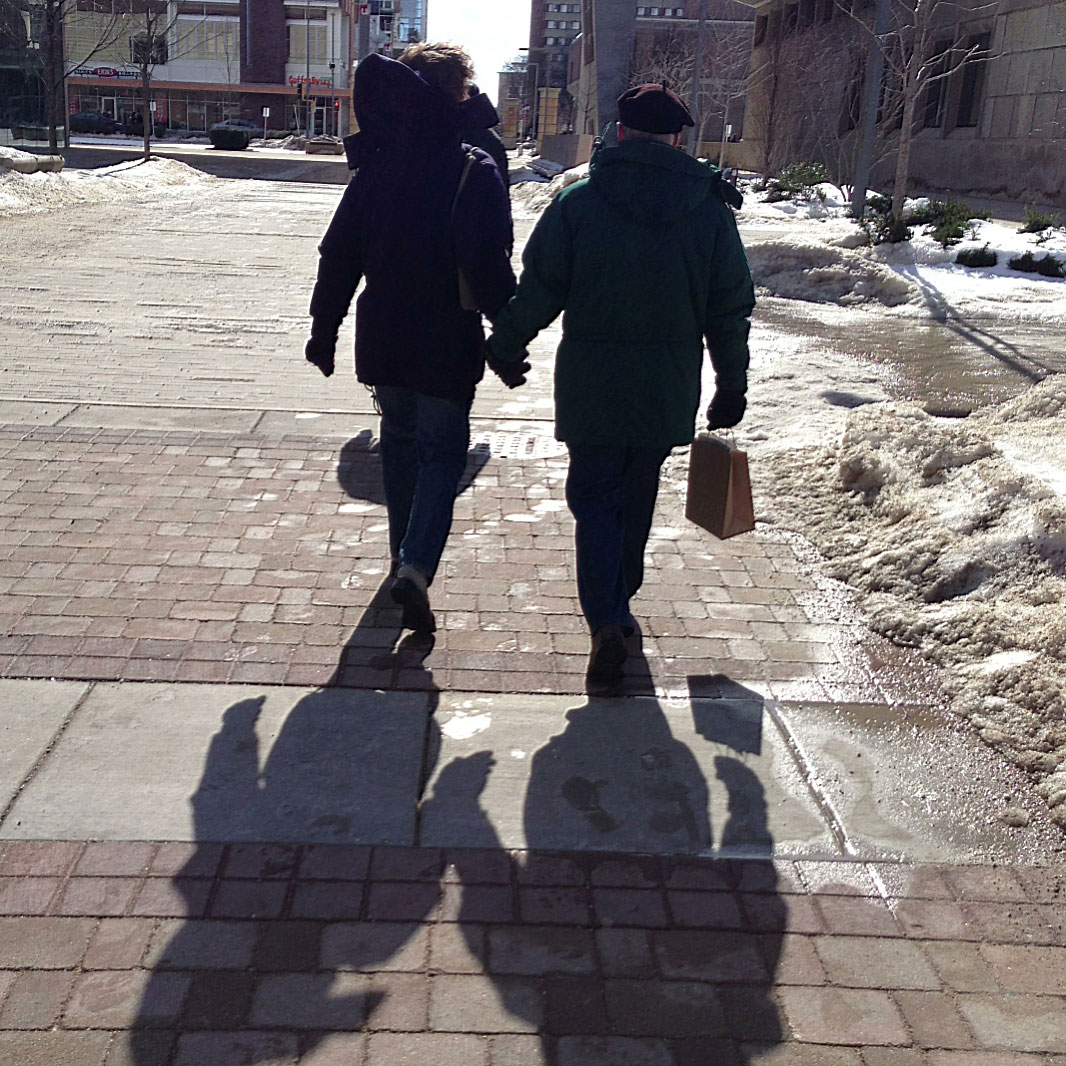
[755,378,1066,827]
[510,161,590,219]
[0,156,215,218]
[736,189,1066,322]
[746,235,919,307]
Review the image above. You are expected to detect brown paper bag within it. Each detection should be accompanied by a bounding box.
[685,432,755,539]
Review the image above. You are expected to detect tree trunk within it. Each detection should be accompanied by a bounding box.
[43,0,60,155]
[141,62,152,162]
[891,54,921,216]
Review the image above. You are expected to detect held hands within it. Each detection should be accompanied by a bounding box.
[707,389,746,430]
[305,334,336,378]
[486,347,531,389]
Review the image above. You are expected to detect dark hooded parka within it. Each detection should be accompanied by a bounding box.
[487,140,754,448]
[309,53,516,405]
[460,87,510,183]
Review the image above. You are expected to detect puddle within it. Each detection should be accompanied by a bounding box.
[757,299,1064,413]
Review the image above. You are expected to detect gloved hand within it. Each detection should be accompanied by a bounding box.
[707,389,746,429]
[486,349,531,389]
[305,333,336,378]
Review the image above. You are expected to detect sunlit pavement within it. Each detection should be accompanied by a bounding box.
[0,181,1064,1064]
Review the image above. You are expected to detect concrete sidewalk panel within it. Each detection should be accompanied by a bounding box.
[771,701,1066,864]
[0,680,88,811]
[255,409,379,437]
[1,683,429,845]
[0,401,77,426]
[419,694,836,857]
[55,405,261,434]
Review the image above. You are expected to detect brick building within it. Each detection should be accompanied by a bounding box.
[63,0,356,136]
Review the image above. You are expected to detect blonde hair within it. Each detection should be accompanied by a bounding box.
[398,41,475,103]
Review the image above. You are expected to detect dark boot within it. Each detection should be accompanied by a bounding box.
[587,623,627,683]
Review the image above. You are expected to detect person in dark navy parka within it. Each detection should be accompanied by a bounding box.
[306,44,526,634]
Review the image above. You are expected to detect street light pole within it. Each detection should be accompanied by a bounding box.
[518,46,540,144]
[687,0,707,157]
[305,1,311,137]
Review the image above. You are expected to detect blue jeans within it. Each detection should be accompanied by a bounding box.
[565,444,671,633]
[375,386,471,585]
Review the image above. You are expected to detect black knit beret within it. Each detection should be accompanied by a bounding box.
[617,83,695,134]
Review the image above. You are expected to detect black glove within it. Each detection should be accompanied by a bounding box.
[707,389,746,429]
[305,333,336,378]
[486,350,531,389]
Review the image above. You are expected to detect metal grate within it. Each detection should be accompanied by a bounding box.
[469,431,566,460]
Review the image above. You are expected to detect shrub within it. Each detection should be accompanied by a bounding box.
[1008,251,1065,278]
[863,212,912,245]
[760,161,829,202]
[866,192,893,216]
[209,128,250,150]
[1019,208,1061,235]
[904,199,990,248]
[956,244,998,268]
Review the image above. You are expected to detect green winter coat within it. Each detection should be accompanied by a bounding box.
[487,139,755,448]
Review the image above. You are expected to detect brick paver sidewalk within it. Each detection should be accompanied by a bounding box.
[2,842,1066,1065]
[0,422,926,703]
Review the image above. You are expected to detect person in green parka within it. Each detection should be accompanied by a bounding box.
[486,82,755,685]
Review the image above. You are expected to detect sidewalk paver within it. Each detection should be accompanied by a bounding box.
[0,841,1060,1062]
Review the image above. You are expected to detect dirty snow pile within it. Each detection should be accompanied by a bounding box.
[0,156,216,218]
[754,376,1066,827]
[511,161,589,218]
[738,183,1066,323]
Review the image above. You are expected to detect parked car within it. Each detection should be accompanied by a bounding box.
[122,112,166,138]
[211,119,259,133]
[69,112,120,134]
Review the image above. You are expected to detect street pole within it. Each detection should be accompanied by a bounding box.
[687,0,707,157]
[305,1,311,137]
[329,62,335,136]
[851,0,892,217]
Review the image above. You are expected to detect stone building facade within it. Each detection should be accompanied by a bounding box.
[736,0,1065,202]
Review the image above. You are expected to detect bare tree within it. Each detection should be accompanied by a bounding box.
[835,0,997,214]
[629,17,752,155]
[31,0,129,153]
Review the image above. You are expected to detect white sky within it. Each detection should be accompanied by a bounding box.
[426,0,532,102]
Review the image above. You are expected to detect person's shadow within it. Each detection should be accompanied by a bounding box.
[127,432,493,1063]
[431,696,786,1065]
[128,433,785,1063]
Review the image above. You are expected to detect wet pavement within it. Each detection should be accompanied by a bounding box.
[1,179,1064,1064]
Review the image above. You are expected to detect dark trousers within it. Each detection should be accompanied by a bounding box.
[564,443,671,633]
[375,385,471,585]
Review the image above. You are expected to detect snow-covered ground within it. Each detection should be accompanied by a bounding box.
[0,155,216,217]
[735,183,1066,829]
[739,182,1066,326]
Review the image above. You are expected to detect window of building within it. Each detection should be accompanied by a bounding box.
[799,0,816,29]
[753,13,767,44]
[956,32,990,127]
[178,18,240,62]
[782,3,798,34]
[131,32,167,65]
[65,12,127,67]
[922,39,952,128]
[288,22,328,63]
